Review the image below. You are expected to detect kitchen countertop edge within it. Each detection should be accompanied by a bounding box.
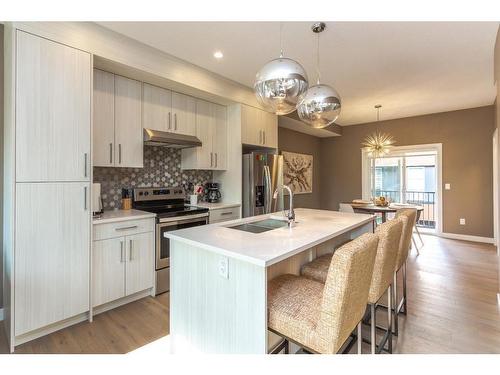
[93,209,156,225]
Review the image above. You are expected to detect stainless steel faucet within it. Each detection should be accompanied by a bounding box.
[273,185,295,226]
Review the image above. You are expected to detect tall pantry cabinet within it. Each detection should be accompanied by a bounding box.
[3,29,92,351]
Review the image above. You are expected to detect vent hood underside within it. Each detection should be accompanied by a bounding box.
[143,128,202,149]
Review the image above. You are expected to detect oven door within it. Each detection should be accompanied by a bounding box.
[156,213,209,270]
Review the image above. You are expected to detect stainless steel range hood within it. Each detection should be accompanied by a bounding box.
[143,128,202,149]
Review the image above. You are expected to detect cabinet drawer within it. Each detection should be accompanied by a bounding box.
[209,207,240,223]
[94,218,155,241]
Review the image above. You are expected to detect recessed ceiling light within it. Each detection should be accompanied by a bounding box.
[213,51,223,59]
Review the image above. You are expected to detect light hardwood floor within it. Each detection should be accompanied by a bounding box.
[1,235,499,354]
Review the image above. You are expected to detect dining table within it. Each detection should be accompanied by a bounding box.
[349,202,424,223]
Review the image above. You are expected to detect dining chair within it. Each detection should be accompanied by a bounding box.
[339,203,355,213]
[267,233,378,354]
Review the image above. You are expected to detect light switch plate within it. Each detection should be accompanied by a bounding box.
[218,257,229,279]
[445,183,451,190]
[460,218,466,225]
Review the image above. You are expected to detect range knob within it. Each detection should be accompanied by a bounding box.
[144,192,149,196]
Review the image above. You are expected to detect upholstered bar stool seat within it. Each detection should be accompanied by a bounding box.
[268,274,324,350]
[267,233,378,354]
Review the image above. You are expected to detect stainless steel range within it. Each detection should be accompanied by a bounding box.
[132,187,209,295]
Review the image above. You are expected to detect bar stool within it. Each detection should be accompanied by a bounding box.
[301,219,403,354]
[392,208,417,335]
[267,233,378,354]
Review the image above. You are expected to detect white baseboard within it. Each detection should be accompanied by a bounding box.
[440,232,495,244]
[0,308,3,321]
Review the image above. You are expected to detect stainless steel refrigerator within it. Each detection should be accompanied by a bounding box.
[243,152,284,218]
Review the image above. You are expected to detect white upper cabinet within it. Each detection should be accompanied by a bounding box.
[142,83,172,132]
[114,75,143,168]
[93,69,115,167]
[93,71,143,168]
[241,104,278,149]
[16,31,91,182]
[142,83,196,136]
[171,92,197,136]
[181,99,227,170]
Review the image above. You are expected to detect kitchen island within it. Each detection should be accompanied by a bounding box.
[165,208,375,354]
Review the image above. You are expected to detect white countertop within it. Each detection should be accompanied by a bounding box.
[191,202,241,210]
[165,208,375,267]
[93,209,156,224]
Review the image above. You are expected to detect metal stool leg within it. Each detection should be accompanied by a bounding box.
[370,303,376,354]
[357,322,362,354]
[402,261,407,315]
[387,285,393,353]
[393,272,398,336]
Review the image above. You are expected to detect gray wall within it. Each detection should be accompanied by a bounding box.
[1,24,4,309]
[278,127,321,209]
[320,105,495,238]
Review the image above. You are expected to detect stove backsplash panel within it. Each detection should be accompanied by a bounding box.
[94,146,212,209]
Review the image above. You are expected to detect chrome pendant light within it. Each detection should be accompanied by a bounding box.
[362,105,395,157]
[297,22,341,128]
[254,23,309,115]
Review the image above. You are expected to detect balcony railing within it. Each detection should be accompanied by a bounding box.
[373,190,436,229]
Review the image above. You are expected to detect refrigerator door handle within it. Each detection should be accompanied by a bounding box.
[264,165,272,214]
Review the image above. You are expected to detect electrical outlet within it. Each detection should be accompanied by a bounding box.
[445,183,451,190]
[460,218,466,225]
[218,257,229,279]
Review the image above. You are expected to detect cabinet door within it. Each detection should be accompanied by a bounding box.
[93,69,115,167]
[195,99,215,169]
[115,75,143,168]
[143,83,172,132]
[172,92,196,136]
[16,31,91,182]
[241,105,261,146]
[213,104,227,170]
[125,232,154,296]
[15,182,90,335]
[263,111,278,149]
[92,237,126,307]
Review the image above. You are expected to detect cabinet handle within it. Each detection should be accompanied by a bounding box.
[263,131,266,145]
[120,241,124,263]
[220,211,233,216]
[109,143,113,164]
[168,112,172,130]
[84,153,88,178]
[115,225,138,231]
[119,144,122,164]
[84,186,88,210]
[215,153,218,168]
[259,130,262,144]
[210,152,213,167]
[174,113,178,131]
[129,239,133,261]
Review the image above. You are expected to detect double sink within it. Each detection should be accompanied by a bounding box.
[228,218,290,233]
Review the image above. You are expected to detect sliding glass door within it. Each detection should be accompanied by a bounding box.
[368,152,438,230]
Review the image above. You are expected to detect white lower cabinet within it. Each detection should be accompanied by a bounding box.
[92,237,126,307]
[209,206,241,224]
[92,220,155,308]
[125,232,155,296]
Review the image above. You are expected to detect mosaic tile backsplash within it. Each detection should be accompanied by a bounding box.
[94,146,213,209]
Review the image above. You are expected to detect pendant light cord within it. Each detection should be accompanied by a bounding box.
[316,31,321,85]
[279,22,284,58]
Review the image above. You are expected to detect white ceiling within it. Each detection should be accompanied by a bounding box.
[98,22,499,126]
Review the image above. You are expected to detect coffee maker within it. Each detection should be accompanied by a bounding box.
[204,182,222,203]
